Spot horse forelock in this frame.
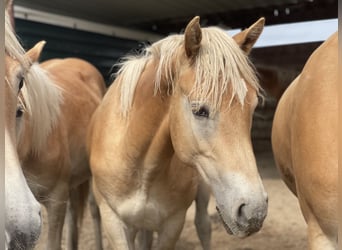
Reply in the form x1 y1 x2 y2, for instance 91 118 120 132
20 63 63 155
192 27 261 109
117 27 261 116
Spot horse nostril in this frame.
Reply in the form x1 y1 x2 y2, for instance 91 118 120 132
237 203 246 219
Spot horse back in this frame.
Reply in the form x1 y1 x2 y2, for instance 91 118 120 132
41 58 106 97
36 58 106 188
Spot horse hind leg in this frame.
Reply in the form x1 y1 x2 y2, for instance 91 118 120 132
195 179 211 250
66 181 90 250
89 183 103 250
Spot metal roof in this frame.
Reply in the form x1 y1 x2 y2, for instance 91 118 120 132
15 0 337 35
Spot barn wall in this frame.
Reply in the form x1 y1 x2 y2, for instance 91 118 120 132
249 42 321 152
15 18 143 85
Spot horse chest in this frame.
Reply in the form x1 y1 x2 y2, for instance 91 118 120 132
116 190 167 230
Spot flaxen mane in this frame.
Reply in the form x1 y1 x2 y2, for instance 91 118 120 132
5 11 62 154
5 11 28 67
116 26 261 116
21 64 62 154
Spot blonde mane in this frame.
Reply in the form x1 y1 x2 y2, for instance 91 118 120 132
5 11 29 68
21 64 63 154
116 26 260 115
5 11 62 154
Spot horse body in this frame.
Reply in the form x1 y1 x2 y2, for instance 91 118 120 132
17 57 106 249
272 32 337 249
89 17 268 249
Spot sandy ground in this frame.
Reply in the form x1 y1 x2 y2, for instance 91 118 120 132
35 152 307 250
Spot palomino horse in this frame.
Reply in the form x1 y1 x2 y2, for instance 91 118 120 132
5 10 43 249
16 50 106 250
88 16 268 249
272 32 338 249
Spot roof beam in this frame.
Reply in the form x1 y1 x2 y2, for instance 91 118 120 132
131 0 337 34
14 5 162 42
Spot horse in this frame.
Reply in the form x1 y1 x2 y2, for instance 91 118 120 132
88 16 268 249
5 9 44 249
15 51 107 250
271 32 338 249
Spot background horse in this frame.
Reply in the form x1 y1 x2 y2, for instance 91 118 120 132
88 16 268 249
272 32 338 249
16 52 107 250
5 9 44 249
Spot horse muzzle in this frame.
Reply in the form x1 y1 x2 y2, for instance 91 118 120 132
7 226 41 250
6 207 42 250
216 196 268 237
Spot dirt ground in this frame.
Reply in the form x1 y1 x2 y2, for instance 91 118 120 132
35 151 307 250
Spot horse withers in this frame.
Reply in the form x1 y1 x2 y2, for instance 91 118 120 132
272 32 338 249
88 16 268 249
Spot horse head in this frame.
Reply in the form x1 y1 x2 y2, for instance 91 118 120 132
169 16 268 237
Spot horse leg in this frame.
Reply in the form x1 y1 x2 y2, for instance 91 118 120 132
45 182 69 250
307 218 337 250
99 201 136 250
156 210 186 250
66 188 79 250
89 184 103 250
298 196 337 250
194 179 211 250
136 229 153 250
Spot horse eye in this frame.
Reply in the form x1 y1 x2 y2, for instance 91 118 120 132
16 107 24 118
192 106 210 118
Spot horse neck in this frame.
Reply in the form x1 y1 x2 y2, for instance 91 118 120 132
122 61 174 178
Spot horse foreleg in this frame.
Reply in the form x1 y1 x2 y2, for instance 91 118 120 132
307 219 337 250
45 183 69 250
89 185 103 250
136 229 153 250
99 201 136 250
299 196 337 250
195 179 211 250
156 210 186 250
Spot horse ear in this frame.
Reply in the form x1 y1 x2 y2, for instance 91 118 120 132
233 17 265 54
26 40 46 63
184 16 202 58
